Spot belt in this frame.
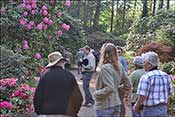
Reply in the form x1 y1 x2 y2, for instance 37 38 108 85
144 103 166 107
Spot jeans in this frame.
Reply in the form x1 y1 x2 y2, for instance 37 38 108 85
82 72 94 104
96 105 121 117
142 104 167 117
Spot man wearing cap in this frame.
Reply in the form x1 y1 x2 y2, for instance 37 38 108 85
33 51 83 117
129 56 145 117
133 52 174 117
82 45 96 107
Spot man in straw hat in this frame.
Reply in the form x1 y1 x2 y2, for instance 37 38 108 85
34 51 83 117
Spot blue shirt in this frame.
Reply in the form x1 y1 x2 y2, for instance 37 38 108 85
137 70 174 106
119 56 128 73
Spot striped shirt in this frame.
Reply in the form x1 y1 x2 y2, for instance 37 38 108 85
137 70 174 106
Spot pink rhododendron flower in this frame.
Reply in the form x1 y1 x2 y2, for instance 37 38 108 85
23 40 28 45
43 10 48 16
43 17 49 23
29 21 35 26
23 44 29 49
14 90 21 96
35 53 41 59
18 3 25 8
39 9 42 14
62 23 70 31
31 3 36 9
50 0 55 5
26 4 32 11
36 23 43 30
57 11 62 17
42 5 47 10
19 18 27 25
23 11 28 16
23 0 29 5
25 24 32 30
170 75 175 81
43 24 48 30
57 30 63 37
31 10 36 15
65 0 71 7
48 19 53 25
0 101 12 109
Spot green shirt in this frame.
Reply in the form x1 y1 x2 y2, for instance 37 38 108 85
129 69 145 103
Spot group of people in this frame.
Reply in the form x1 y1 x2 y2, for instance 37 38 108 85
33 43 174 117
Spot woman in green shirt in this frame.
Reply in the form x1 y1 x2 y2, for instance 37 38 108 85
129 56 145 117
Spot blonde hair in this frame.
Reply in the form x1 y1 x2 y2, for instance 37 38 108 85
97 43 120 72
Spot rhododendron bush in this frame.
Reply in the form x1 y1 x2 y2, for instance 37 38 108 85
0 0 86 70
0 78 35 116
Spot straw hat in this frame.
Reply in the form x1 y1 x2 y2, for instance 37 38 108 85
46 51 67 68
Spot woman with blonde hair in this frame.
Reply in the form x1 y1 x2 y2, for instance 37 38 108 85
93 43 132 117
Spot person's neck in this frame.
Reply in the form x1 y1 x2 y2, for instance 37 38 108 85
148 66 158 71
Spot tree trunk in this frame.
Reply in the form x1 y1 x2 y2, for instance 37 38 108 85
142 0 148 18
152 0 156 16
167 0 170 9
133 0 137 17
122 0 126 29
76 0 81 18
149 0 153 15
93 0 101 30
83 1 88 29
159 0 164 9
110 0 114 32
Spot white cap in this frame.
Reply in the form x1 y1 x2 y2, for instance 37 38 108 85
142 51 160 67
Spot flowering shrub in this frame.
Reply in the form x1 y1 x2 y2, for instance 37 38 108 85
1 0 87 73
0 78 35 116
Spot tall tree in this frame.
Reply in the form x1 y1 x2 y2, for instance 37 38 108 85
93 0 101 30
142 0 148 17
133 0 137 17
110 0 114 32
75 0 81 18
159 0 164 9
122 0 126 29
167 0 170 9
152 0 156 16
83 1 88 29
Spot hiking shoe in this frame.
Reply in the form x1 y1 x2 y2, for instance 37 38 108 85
82 103 94 107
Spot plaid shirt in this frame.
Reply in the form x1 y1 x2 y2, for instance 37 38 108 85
137 70 174 106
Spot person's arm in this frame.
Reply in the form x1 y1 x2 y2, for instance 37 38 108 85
33 77 45 115
134 75 150 112
94 67 114 99
129 71 137 93
120 67 132 92
68 76 83 116
133 95 147 112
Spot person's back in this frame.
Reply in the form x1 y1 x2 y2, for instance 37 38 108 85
64 51 73 64
119 56 128 73
76 50 84 62
34 51 83 116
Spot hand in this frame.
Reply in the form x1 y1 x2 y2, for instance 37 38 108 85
133 104 140 113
